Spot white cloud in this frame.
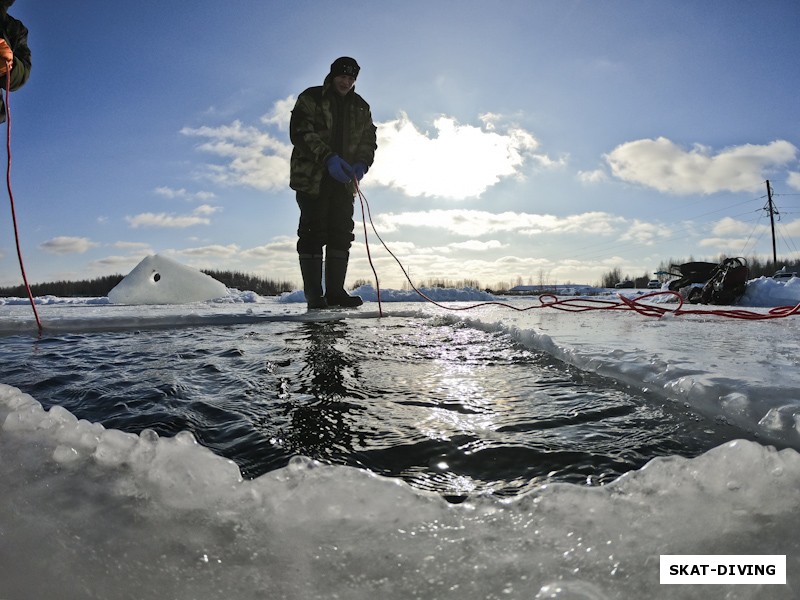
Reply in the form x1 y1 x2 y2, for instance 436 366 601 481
788 171 800 190
449 239 505 251
260 95 295 131
155 186 190 199
114 241 152 251
126 212 210 229
181 120 291 191
711 216 755 236
479 112 502 131
780 219 800 237
698 237 751 249
40 236 99 255
696 216 800 251
605 137 798 194
618 220 673 245
155 187 216 201
375 209 624 237
126 204 220 229
369 113 560 199
242 237 296 257
182 103 560 200
578 169 608 184
91 255 144 269
695 216 765 254
176 244 240 258
192 204 221 216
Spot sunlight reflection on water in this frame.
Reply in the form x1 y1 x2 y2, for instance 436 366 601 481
0 315 737 498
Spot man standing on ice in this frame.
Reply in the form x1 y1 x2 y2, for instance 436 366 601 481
0 0 31 123
289 56 377 309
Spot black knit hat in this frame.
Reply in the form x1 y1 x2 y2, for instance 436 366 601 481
330 57 360 79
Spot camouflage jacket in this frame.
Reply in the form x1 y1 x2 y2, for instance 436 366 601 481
289 75 377 196
0 12 31 122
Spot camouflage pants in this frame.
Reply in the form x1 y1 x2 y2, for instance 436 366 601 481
295 176 355 255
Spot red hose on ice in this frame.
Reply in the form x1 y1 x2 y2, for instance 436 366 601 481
355 179 384 316
4 63 42 333
354 184 800 321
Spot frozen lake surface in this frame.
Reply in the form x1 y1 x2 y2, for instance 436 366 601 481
1 283 799 599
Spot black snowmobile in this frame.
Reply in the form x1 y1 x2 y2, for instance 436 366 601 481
667 258 749 305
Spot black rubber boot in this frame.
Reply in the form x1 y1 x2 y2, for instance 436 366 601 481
299 253 328 309
324 248 363 307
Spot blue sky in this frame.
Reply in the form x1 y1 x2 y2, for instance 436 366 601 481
1 0 799 290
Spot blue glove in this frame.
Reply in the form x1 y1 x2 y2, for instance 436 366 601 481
352 162 368 182
326 155 352 183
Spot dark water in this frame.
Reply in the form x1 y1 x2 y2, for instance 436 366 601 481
0 315 735 498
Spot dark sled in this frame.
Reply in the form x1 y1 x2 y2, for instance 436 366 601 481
668 258 749 305
667 262 719 291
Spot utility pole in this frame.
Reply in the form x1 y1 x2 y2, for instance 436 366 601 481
766 180 778 269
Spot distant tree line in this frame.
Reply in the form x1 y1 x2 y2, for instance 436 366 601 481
2 254 795 298
0 270 296 298
202 270 295 296
405 277 484 290
0 274 125 298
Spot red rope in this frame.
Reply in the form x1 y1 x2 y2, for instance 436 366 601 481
355 179 383 316
354 184 800 321
4 63 42 333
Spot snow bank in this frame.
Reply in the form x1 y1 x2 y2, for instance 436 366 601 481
108 254 228 305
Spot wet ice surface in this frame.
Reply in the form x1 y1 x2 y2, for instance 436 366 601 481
0 315 734 499
1 292 800 599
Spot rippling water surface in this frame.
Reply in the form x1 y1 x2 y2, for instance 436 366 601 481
1 314 734 498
